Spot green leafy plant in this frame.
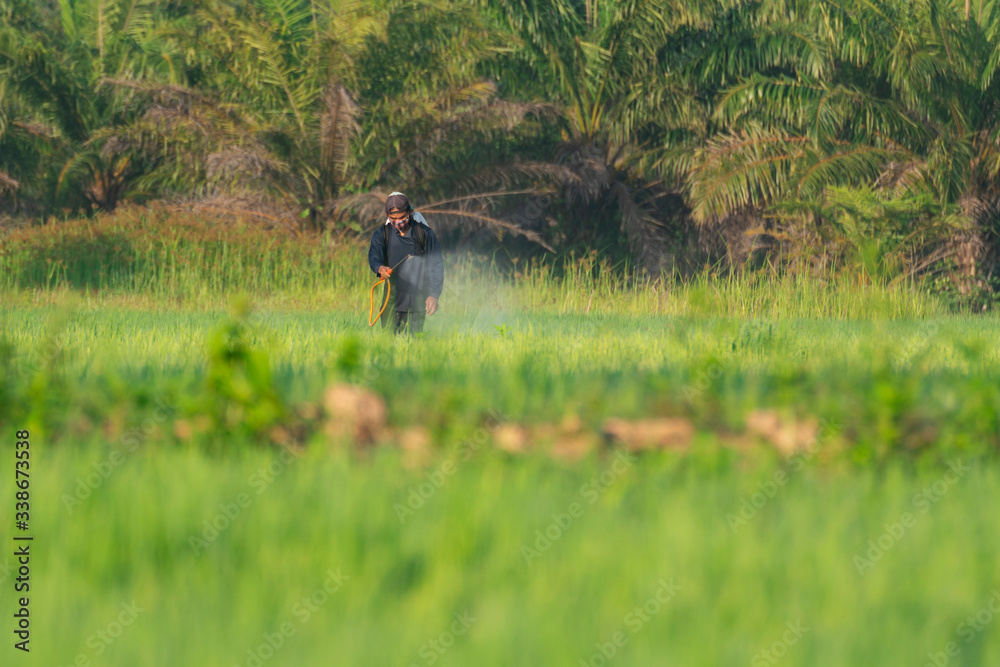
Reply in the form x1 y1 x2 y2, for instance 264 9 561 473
202 302 285 441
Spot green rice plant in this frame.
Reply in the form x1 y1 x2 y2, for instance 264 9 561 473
1 208 951 318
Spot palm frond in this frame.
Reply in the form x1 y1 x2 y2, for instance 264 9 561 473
0 168 19 193
318 83 360 192
418 206 556 252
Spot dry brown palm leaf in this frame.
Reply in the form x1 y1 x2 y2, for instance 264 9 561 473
11 120 56 139
166 195 301 234
446 161 581 194
418 206 555 252
101 78 211 108
958 193 999 224
874 160 926 196
318 84 360 186
0 169 19 193
326 191 555 251
325 190 395 223
207 147 288 183
141 106 215 137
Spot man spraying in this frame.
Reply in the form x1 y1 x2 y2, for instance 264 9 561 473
367 192 444 333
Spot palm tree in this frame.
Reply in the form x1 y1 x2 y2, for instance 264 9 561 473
108 0 559 248
687 0 1000 287
482 0 718 273
0 0 168 213
0 84 28 208
94 0 387 229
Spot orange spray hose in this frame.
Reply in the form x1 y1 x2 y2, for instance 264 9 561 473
368 254 411 327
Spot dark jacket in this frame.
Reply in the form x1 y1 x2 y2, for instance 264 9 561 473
367 217 444 310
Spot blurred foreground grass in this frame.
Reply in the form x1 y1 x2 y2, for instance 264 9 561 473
1 442 998 666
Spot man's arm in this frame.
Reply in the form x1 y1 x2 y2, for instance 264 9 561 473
368 226 386 276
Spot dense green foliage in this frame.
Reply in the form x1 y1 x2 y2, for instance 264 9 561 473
2 0 1000 301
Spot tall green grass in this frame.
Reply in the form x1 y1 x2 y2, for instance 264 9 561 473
0 206 364 302
512 256 945 318
1 207 949 318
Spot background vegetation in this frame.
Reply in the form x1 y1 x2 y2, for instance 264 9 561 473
3 0 1000 308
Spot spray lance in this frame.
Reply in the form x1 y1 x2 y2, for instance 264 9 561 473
368 253 412 327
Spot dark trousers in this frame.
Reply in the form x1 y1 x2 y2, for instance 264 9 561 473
378 284 425 334
382 309 425 334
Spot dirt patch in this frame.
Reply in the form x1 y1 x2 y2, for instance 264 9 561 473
600 417 694 452
744 410 819 457
393 425 434 468
494 424 531 453
323 383 387 446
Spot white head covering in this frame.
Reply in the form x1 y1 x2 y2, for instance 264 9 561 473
385 192 427 226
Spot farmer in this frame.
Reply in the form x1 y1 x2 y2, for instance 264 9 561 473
367 192 444 333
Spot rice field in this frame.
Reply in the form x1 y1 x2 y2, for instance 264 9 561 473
2 214 1000 666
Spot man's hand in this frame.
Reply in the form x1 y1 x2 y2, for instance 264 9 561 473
378 265 392 279
425 296 438 315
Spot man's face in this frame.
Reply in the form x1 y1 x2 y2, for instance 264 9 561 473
388 210 410 232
